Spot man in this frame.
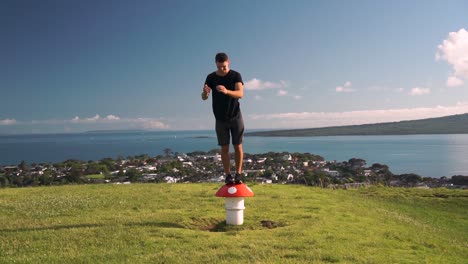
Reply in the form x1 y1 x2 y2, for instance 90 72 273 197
202 53 244 184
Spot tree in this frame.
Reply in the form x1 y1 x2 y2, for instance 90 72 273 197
39 170 53 186
85 162 101 175
0 175 9 187
19 160 29 174
348 158 366 170
450 175 468 185
400 173 422 184
163 148 173 157
100 158 117 171
303 171 330 187
126 168 142 182
67 163 84 183
264 169 274 178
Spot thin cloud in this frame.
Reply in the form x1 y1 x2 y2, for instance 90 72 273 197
136 118 170 129
446 76 463 87
336 81 355 92
0 119 16 125
71 114 120 123
244 78 287 90
23 114 169 130
368 86 406 93
277 90 288 96
106 115 120 120
409 87 430 96
248 102 468 128
436 28 468 86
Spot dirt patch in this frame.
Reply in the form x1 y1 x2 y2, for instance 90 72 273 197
188 217 287 232
188 217 226 231
260 220 277 228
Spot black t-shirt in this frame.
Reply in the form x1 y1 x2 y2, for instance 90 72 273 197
205 70 243 121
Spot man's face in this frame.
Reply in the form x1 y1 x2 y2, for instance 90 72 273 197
216 60 229 74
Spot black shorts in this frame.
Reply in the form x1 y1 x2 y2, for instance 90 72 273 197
215 114 244 146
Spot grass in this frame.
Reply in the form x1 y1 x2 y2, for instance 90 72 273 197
0 184 467 263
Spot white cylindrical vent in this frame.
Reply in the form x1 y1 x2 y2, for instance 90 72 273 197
225 197 245 225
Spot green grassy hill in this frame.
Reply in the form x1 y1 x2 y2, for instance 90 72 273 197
246 113 468 136
0 184 467 263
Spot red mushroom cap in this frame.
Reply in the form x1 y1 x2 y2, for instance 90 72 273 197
215 183 254 197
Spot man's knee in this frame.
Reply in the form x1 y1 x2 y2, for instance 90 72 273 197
233 144 243 153
220 144 230 154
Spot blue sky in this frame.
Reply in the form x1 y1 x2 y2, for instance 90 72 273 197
1 0 467 134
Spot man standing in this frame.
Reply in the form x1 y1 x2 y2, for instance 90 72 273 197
202 53 244 184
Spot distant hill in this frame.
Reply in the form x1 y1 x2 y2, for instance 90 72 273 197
245 113 468 137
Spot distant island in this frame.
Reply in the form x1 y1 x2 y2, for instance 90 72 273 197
84 129 148 134
245 113 468 137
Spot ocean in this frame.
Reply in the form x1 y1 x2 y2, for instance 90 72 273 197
1 131 467 178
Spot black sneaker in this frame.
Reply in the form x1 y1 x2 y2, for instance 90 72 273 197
225 174 234 184
234 173 242 184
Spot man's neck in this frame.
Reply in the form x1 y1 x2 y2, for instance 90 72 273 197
216 69 230 76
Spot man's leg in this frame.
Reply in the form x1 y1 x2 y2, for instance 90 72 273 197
220 144 231 175
231 114 245 183
233 144 243 174
215 120 233 184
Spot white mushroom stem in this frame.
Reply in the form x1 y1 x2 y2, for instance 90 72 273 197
225 197 245 225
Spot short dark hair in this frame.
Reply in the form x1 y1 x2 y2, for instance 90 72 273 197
215 53 229 63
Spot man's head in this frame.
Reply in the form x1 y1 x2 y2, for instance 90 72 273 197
215 53 229 75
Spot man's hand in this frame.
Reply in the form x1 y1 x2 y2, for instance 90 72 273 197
216 85 228 95
202 84 211 100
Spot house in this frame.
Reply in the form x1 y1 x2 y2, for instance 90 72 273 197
143 165 157 171
208 175 224 183
244 169 265 174
164 176 177 183
321 168 340 177
182 162 193 167
142 173 158 181
414 183 430 189
255 177 273 184
271 173 278 181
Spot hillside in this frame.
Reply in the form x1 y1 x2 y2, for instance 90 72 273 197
246 113 468 137
1 184 467 263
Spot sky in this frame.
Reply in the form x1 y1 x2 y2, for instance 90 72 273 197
1 0 468 134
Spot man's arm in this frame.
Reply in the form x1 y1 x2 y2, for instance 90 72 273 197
217 82 243 99
201 84 211 100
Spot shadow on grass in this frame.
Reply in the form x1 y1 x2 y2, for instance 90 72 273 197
1 219 286 233
0 223 104 233
0 221 186 233
196 220 250 232
124 221 186 229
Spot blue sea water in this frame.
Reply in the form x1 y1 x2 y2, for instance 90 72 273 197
1 131 467 178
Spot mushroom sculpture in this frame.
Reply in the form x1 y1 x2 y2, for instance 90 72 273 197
215 183 254 225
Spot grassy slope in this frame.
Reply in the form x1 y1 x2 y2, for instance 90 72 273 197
245 113 468 136
0 184 466 264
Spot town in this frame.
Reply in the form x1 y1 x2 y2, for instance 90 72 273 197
1 149 466 189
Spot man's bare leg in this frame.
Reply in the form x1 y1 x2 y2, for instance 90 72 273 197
233 144 243 174
234 144 243 183
220 144 231 174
